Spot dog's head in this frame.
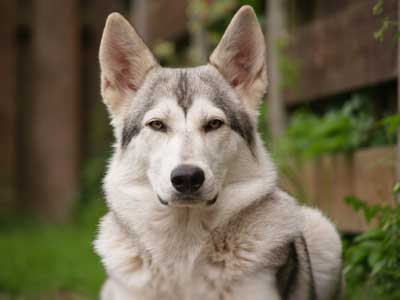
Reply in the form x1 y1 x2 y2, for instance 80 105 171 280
100 6 270 208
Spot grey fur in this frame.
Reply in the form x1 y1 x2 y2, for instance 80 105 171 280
199 74 255 151
97 9 343 300
121 67 255 152
175 70 193 115
121 73 169 148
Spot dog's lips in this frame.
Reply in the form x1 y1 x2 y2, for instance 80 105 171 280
206 194 218 206
157 193 218 207
157 195 169 206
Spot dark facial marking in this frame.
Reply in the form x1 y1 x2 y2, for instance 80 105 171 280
199 74 255 153
122 124 140 148
121 75 169 148
175 70 193 115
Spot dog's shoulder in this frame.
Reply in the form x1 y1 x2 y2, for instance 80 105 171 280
200 189 302 279
94 212 140 267
94 212 152 288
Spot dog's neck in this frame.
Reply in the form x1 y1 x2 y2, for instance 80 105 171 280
105 138 277 264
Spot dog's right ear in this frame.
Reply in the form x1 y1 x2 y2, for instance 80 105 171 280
99 13 159 115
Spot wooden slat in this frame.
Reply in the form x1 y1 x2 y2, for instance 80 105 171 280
284 0 398 105
0 1 17 212
82 0 123 159
29 0 80 222
280 146 396 232
131 0 188 47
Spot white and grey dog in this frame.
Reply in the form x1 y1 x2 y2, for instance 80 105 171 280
94 6 343 300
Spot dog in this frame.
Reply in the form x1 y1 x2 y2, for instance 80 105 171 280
94 6 343 300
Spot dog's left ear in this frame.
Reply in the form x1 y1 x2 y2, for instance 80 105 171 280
209 6 267 110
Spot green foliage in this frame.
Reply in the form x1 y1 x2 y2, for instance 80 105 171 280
274 94 398 165
381 113 400 136
0 155 108 300
373 0 398 42
275 95 378 160
0 207 106 300
344 192 400 300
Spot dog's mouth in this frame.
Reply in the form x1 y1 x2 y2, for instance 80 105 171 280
157 194 218 207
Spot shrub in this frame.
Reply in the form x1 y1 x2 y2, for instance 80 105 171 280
344 189 400 300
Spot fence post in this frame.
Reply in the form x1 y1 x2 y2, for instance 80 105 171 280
266 0 288 143
397 0 400 204
30 0 80 222
0 1 17 213
82 0 123 160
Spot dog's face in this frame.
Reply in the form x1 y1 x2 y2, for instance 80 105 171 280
100 6 267 208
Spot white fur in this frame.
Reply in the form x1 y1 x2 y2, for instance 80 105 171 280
95 6 343 300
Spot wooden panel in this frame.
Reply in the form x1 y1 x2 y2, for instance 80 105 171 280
30 0 80 222
0 1 17 212
81 0 122 158
280 146 396 232
284 0 398 105
131 0 188 47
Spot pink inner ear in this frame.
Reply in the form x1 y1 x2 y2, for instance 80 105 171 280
106 40 138 92
231 78 240 87
229 50 251 87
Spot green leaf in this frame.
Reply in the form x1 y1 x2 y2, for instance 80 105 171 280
393 182 400 196
373 0 385 16
355 228 385 243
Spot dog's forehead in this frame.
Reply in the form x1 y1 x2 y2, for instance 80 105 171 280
138 65 233 112
122 65 254 150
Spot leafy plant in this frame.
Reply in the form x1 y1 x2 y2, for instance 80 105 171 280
373 0 399 41
273 93 398 164
344 188 400 300
274 94 376 161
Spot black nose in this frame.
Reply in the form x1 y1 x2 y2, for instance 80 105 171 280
170 164 205 194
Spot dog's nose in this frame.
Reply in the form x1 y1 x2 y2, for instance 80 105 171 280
170 164 205 194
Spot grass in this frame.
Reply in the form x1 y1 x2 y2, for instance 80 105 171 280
0 200 107 300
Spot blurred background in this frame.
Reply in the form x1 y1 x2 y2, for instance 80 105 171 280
1 0 399 299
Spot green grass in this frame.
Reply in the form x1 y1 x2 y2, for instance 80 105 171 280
0 201 107 300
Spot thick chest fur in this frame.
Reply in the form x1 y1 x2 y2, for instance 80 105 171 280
95 193 301 300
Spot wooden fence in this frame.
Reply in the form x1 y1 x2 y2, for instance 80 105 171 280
276 0 398 231
0 0 187 222
0 0 397 230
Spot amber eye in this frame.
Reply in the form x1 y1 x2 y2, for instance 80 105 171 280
147 120 166 132
205 119 224 132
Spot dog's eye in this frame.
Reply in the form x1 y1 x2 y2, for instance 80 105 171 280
205 119 224 132
147 120 166 132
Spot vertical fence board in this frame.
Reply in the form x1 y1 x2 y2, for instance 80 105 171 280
266 0 287 141
82 0 123 160
281 146 396 232
0 1 17 213
30 0 80 221
131 0 187 47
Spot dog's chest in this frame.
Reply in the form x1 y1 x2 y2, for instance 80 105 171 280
96 196 299 299
122 216 287 300
134 229 278 300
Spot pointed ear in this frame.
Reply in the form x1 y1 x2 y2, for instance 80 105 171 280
209 6 267 110
99 13 159 114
